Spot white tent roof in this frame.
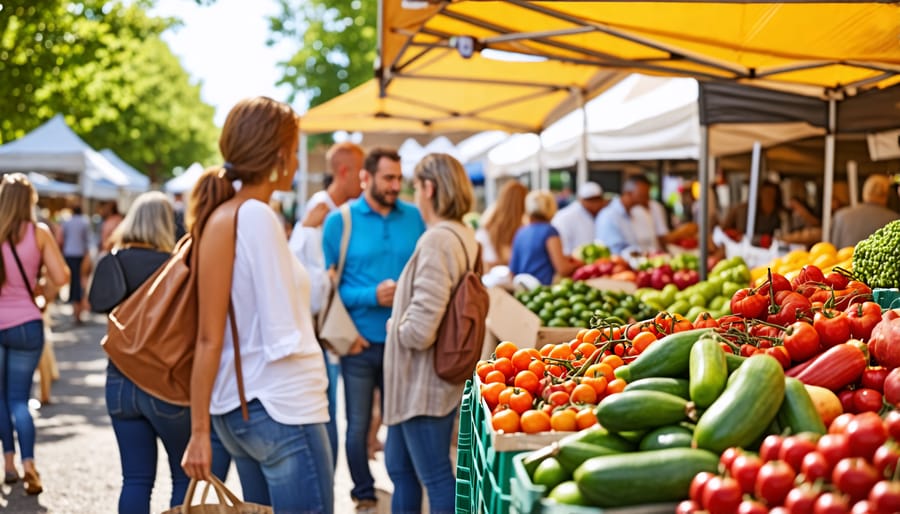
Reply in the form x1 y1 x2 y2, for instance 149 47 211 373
457 131 508 164
397 138 426 178
0 115 134 199
164 162 205 194
100 149 151 193
27 172 79 196
487 74 700 177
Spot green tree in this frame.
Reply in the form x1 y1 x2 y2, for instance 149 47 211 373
0 1 218 183
268 0 376 144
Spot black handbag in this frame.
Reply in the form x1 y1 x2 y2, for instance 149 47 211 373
88 251 128 313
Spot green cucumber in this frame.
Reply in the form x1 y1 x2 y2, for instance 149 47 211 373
777 377 827 435
574 448 719 507
595 390 691 432
548 481 590 506
556 441 621 475
694 354 785 453
639 425 694 451
569 425 635 453
623 377 691 400
689 337 728 408
725 352 747 374
614 329 712 382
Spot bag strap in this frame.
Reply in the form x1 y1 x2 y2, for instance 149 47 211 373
228 203 250 422
335 203 352 281
437 224 482 275
7 233 39 307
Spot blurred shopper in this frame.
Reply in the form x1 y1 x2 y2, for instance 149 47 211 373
475 180 527 269
0 173 70 495
181 97 332 514
720 181 784 244
288 141 364 469
61 203 90 324
831 175 900 248
551 181 607 255
594 174 655 254
384 153 476 514
89 192 196 514
322 148 425 513
98 200 124 253
510 190 581 285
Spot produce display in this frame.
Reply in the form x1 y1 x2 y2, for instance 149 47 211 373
571 255 635 282
751 242 854 284
572 242 611 265
514 278 656 328
635 256 751 320
853 219 900 289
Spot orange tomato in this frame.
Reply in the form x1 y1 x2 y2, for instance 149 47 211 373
575 328 589 343
631 331 658 354
581 376 607 397
575 342 597 359
513 370 540 396
511 348 536 372
582 328 602 344
585 363 614 382
575 408 598 430
548 390 570 407
492 408 520 434
519 410 551 434
480 382 505 410
550 409 578 432
492 357 515 379
484 370 506 384
570 383 598 404
549 344 573 360
476 362 494 382
539 343 555 357
495 341 519 360
546 364 566 378
606 378 627 395
507 388 534 414
527 359 545 377
601 354 625 370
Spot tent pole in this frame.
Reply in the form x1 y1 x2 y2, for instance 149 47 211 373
297 133 308 219
847 160 858 208
576 88 588 190
532 145 541 190
822 98 837 244
699 125 710 281
746 142 762 244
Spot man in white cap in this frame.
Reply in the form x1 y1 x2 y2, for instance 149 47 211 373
551 181 608 255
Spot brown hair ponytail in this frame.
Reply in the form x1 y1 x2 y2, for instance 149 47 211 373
185 168 236 240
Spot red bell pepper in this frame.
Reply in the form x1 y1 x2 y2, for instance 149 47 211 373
793 341 868 391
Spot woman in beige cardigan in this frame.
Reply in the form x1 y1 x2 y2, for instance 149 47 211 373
384 153 476 514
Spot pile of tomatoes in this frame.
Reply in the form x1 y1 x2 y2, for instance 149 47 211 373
680 411 900 514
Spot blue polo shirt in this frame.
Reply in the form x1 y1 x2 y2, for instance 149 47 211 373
322 197 425 344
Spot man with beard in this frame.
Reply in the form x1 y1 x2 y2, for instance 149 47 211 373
322 147 425 513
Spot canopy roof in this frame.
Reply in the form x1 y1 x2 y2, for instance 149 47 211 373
164 162 205 195
99 149 151 193
382 1 900 98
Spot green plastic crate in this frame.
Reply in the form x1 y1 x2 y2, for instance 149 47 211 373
874 288 900 310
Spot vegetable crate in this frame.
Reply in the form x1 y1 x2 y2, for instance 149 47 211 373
874 287 900 310
456 378 568 514
510 452 677 514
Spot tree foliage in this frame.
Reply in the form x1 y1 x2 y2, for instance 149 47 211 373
0 1 218 183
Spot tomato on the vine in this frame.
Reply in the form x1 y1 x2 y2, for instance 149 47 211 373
783 321 821 362
813 309 852 349
730 288 770 320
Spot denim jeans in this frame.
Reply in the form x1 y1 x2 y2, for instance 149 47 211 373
212 399 333 514
322 347 340 470
0 319 44 461
385 410 457 514
340 343 384 501
106 362 193 514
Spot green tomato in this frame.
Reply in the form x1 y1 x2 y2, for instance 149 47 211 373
688 294 707 307
697 281 719 302
721 281 743 299
685 305 705 321
668 300 691 315
708 296 728 311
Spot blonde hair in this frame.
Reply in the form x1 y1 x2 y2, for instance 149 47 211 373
483 180 528 257
0 173 38 288
111 191 176 252
414 153 474 221
525 190 557 221
862 175 891 205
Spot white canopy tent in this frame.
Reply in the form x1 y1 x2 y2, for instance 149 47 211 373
27 172 80 196
99 149 151 193
164 162 205 195
0 115 134 200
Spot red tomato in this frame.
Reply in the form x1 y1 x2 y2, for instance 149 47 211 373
737 499 769 514
817 434 852 471
740 343 760 357
813 309 852 349
849 500 874 514
813 492 851 514
801 451 831 482
838 390 857 414
676 500 700 514
846 301 882 341
829 413 855 435
760 272 794 295
779 434 819 473
785 484 821 514
769 291 813 326
845 413 888 460
766 346 792 369
720 447 745 472
825 271 850 290
791 265 826 289
860 367 888 393
689 471 716 504
883 368 900 408
872 441 900 479
756 460 796 507
884 410 900 440
693 311 719 329
832 458 879 503
783 321 821 363
851 388 883 413
731 288 770 320
760 435 785 463
731 453 763 494
703 476 743 514
868 480 900 514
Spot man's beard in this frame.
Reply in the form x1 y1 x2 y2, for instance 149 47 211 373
370 187 397 208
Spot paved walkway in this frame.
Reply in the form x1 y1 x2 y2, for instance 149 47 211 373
0 306 394 513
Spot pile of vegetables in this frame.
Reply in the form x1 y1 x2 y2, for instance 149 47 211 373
853 219 900 288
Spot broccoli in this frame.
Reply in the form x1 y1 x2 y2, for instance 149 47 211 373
853 219 900 288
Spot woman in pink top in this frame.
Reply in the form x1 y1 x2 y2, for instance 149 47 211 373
0 173 69 495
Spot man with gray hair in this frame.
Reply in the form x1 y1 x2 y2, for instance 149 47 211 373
594 174 655 254
831 174 900 248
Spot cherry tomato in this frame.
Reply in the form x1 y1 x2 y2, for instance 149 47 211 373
508 388 534 414
825 271 850 290
760 435 785 463
766 345 792 369
882 368 900 408
491 407 520 433
832 458 879 503
817 434 852 471
883 410 900 440
689 471 716 504
569 383 598 405
850 499 874 514
813 492 850 514
829 413 855 435
740 343 760 357
801 451 831 482
519 409 551 434
513 370 541 396
731 453 763 495
768 291 813 326
480 382 506 410
676 500 700 514
631 331 657 354
868 480 900 514
872 441 900 479
785 484 821 514
838 390 857 414
737 499 769 514
852 388 883 414
779 434 819 476
720 447 745 472
703 476 743 514
755 460 796 507
845 413 888 460
791 265 826 289
860 367 888 393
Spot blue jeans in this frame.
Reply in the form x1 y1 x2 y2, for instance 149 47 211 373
64 256 84 302
106 362 194 514
385 410 457 514
212 399 333 514
340 343 384 502
0 320 44 461
322 347 340 470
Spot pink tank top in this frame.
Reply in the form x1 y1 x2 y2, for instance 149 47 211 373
0 223 42 330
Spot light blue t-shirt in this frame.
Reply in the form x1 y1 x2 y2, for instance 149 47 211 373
322 197 425 344
509 222 559 285
594 197 633 255
61 214 90 257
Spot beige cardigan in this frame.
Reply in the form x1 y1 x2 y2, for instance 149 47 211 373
383 220 477 425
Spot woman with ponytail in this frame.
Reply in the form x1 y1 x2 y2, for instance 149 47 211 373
181 97 332 514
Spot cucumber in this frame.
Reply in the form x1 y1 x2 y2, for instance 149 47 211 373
595 390 690 432
556 441 621 475
725 352 747 374
548 481 590 506
574 448 719 507
639 425 694 451
777 377 827 435
693 354 785 453
624 377 691 400
570 425 636 453
614 329 711 382
689 337 728 408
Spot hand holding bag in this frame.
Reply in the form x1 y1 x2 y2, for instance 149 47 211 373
162 475 272 514
316 203 359 356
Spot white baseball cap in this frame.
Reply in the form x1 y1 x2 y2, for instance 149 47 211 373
577 182 604 200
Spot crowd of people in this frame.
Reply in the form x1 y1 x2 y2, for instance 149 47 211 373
2 95 900 514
